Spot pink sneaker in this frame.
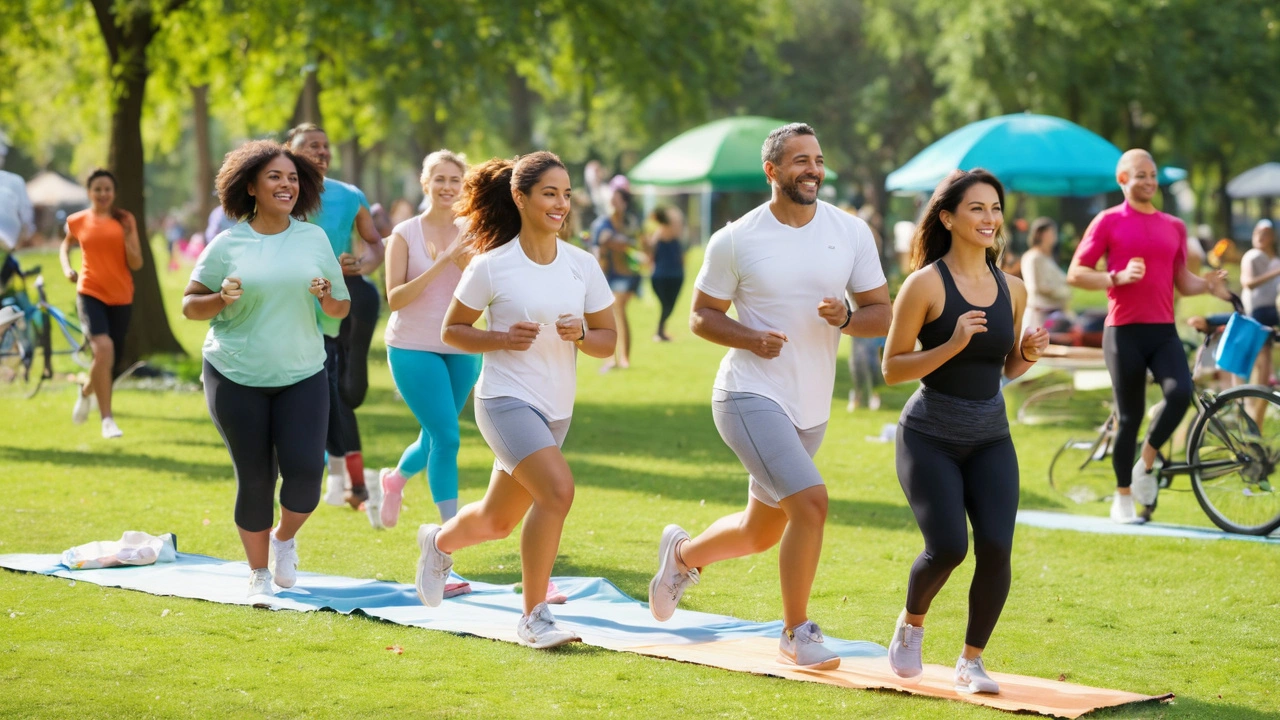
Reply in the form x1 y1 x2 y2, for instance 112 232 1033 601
545 581 568 605
444 582 472 598
379 468 407 528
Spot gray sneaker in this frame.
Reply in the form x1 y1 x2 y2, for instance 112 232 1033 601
648 524 699 621
888 610 924 682
415 524 452 607
955 655 1000 694
778 620 840 670
516 602 580 649
1130 459 1160 506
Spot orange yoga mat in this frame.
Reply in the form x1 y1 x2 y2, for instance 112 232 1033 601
622 638 1171 718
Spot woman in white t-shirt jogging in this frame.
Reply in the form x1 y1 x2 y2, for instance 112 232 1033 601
379 150 481 528
414 152 617 649
646 123 892 670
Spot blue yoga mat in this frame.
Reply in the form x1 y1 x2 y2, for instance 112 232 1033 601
1016 510 1280 544
0 552 885 657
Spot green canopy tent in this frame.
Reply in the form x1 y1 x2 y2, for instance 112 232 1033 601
628 116 836 240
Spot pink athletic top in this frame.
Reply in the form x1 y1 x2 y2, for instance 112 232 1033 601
1072 201 1187 327
383 215 464 354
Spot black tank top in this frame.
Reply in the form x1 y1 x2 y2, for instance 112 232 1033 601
918 260 1015 401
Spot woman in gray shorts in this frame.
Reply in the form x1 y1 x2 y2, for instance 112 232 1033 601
411 152 617 650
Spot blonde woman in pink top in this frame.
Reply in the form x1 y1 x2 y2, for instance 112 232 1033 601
1068 149 1229 524
380 151 481 526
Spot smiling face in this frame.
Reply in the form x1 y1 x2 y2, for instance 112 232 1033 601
425 161 464 209
514 166 571 236
247 155 300 219
767 134 824 206
88 176 115 212
291 130 331 176
941 182 1002 252
1118 151 1158 206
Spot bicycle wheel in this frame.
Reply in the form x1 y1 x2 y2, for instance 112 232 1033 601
1187 385 1280 535
1049 415 1122 504
47 305 92 368
0 318 34 385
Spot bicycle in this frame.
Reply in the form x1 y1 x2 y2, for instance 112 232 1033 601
1048 313 1280 536
0 257 92 396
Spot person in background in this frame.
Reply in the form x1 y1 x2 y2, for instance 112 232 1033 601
1239 219 1280 425
590 178 642 370
645 205 686 342
60 169 144 439
1020 217 1073 332
286 123 386 516
0 141 35 256
183 139 349 603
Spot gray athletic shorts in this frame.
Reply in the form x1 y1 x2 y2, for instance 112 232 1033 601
711 390 827 508
474 396 571 474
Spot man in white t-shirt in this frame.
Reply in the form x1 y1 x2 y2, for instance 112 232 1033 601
647 123 891 670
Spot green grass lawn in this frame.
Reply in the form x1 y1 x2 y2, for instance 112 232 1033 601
1 247 1277 719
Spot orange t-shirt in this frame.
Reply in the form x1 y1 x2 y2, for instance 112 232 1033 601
68 209 134 305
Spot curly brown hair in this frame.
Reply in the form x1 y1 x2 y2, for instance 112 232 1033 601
909 168 1006 271
215 140 323 221
453 151 568 253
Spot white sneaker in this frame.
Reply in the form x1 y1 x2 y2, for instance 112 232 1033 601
1110 492 1143 524
778 620 841 670
268 530 298 589
323 470 348 507
247 568 274 606
415 524 452 607
888 610 925 682
1130 458 1160 506
517 602 580 649
955 655 1000 694
72 388 95 424
648 524 699 621
363 469 384 529
101 417 123 439
0 305 21 333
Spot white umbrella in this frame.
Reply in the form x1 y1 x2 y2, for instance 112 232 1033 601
1226 163 1280 199
25 171 88 207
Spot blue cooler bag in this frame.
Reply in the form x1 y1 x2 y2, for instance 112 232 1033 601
1215 312 1270 378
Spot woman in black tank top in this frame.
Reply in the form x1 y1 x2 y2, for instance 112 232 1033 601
879 169 1049 694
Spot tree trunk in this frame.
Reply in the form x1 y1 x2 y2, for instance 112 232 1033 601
192 84 216 220
291 67 323 128
91 0 187 369
1217 153 1232 240
507 69 536 153
341 135 362 186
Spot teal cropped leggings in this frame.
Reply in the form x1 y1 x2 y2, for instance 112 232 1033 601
387 346 482 503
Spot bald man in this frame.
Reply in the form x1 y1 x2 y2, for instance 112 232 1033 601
1067 150 1230 523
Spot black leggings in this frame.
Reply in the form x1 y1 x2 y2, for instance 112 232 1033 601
338 275 380 409
651 275 684 335
896 426 1019 649
204 360 329 532
1103 324 1192 487
325 337 361 456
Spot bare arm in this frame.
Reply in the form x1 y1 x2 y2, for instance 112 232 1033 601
60 233 79 282
354 206 385 275
1240 256 1280 290
384 232 467 311
553 305 618 359
1174 265 1230 299
312 277 350 319
182 280 231 321
1003 274 1049 380
441 298 541 354
689 290 788 359
881 271 980 385
121 212 144 271
845 283 892 338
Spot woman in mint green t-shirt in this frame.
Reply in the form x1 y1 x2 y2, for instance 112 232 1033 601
183 140 350 604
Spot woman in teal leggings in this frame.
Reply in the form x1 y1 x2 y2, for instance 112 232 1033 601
380 150 480 525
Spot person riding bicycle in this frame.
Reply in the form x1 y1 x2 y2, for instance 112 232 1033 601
1067 149 1231 524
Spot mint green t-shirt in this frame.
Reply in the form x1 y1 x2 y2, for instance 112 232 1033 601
191 218 350 387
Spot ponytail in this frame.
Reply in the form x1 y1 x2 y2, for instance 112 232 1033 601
454 151 568 254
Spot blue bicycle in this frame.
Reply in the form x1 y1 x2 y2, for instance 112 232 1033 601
0 255 91 395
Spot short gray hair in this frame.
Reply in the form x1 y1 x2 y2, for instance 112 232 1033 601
762 123 816 166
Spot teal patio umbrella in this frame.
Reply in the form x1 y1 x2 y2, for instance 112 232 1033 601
886 113 1125 196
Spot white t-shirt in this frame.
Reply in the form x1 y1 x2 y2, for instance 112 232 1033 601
455 237 613 421
695 201 886 429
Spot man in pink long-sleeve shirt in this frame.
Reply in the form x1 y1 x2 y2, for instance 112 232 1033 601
1067 149 1229 524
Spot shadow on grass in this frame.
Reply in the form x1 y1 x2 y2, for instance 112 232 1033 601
1089 698 1280 720
0 446 228 482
